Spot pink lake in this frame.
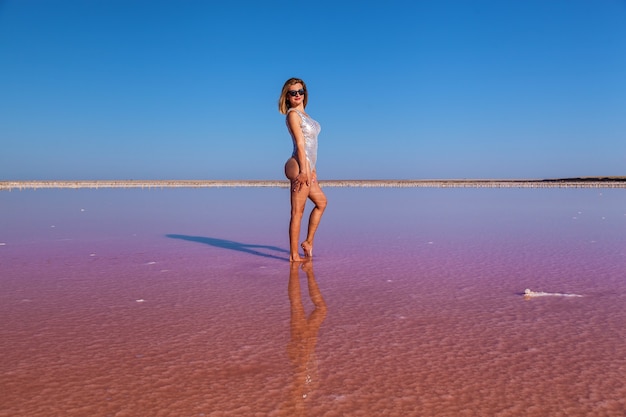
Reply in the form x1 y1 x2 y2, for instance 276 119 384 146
1 188 625 416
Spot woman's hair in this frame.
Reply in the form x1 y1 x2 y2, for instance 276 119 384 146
278 77 308 114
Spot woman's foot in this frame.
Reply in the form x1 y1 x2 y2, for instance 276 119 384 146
289 254 308 262
301 241 313 258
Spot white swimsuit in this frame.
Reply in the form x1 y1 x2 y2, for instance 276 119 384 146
287 108 321 172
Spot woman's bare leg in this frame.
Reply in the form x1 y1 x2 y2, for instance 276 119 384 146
285 158 309 262
289 183 309 262
301 178 327 258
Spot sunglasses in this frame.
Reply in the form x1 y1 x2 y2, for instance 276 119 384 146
287 89 305 97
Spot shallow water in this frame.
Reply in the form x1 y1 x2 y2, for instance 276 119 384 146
1 188 625 416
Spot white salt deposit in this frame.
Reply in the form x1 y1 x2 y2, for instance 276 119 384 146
524 288 583 298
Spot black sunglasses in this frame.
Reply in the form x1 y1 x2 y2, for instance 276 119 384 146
287 89 305 97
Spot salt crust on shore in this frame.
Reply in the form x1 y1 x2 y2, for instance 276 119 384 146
1 178 626 191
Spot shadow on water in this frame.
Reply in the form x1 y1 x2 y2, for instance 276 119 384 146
165 234 290 262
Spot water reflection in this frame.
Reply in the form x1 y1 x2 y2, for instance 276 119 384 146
278 262 328 416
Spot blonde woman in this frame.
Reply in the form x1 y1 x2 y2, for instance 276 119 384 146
278 78 327 262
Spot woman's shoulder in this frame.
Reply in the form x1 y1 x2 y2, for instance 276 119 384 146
286 108 303 121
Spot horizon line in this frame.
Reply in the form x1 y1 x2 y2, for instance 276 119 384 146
1 177 625 191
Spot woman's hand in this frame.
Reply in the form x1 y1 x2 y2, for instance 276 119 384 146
294 171 310 192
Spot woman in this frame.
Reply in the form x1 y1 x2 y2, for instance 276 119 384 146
278 78 327 262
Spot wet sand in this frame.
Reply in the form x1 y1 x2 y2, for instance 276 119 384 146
1 188 625 416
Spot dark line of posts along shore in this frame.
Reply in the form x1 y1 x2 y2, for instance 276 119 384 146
1 178 625 191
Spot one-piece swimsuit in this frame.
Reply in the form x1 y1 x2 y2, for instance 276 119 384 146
287 108 321 172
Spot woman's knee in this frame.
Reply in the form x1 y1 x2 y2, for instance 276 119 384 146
291 203 306 218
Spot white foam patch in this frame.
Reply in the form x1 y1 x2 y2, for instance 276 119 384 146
524 288 583 298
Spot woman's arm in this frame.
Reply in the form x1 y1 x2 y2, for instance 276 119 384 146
287 111 310 187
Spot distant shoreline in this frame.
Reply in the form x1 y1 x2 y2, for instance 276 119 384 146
1 178 625 191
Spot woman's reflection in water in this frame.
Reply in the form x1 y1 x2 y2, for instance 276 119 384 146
280 261 327 416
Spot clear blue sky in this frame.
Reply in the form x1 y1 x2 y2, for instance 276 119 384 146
1 0 625 180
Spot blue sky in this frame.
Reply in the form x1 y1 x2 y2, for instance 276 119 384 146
1 0 625 180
